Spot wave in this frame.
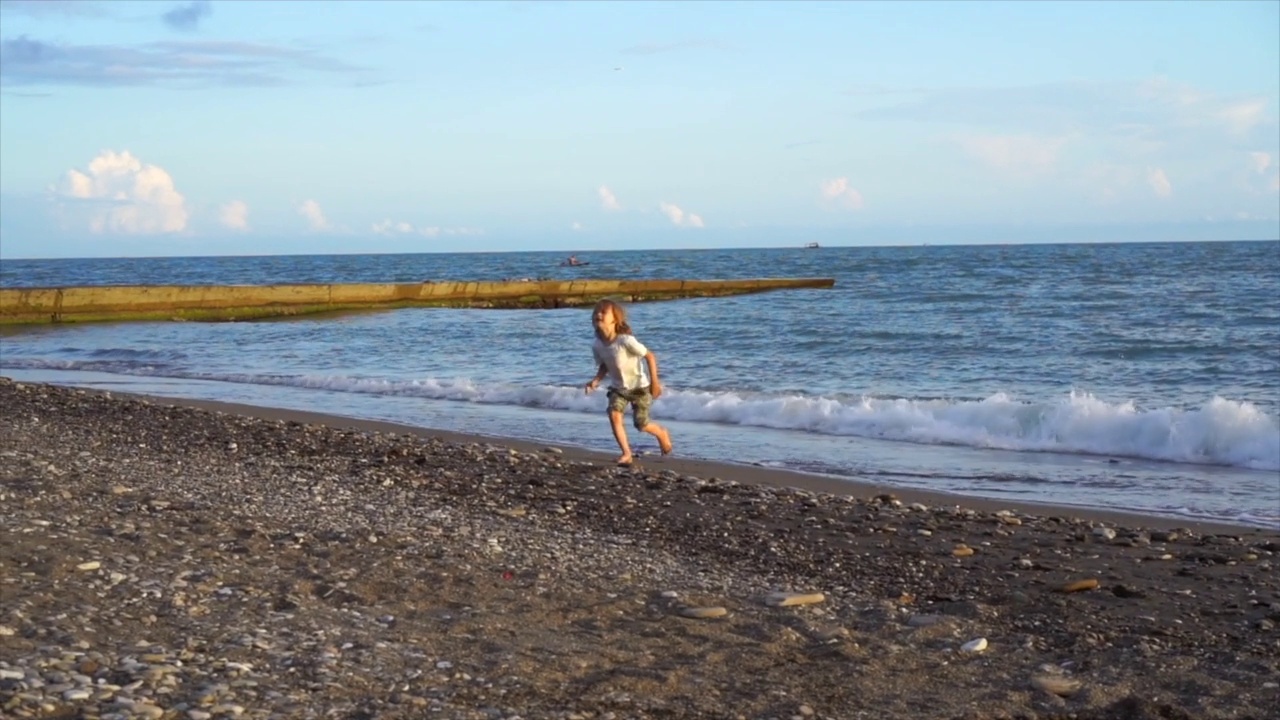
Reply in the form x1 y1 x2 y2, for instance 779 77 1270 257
4 358 1277 471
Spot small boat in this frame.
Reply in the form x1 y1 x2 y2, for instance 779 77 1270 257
804 242 820 249
561 255 589 267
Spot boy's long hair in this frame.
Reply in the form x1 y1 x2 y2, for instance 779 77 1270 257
594 298 633 337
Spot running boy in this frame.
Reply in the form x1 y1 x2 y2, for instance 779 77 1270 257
583 299 674 466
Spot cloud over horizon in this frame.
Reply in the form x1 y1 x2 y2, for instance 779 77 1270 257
1251 151 1272 175
371 219 482 237
659 202 704 228
956 133 1068 176
819 177 865 209
55 150 188 234
597 185 621 211
1147 168 1173 198
297 200 329 231
858 78 1276 138
219 200 248 231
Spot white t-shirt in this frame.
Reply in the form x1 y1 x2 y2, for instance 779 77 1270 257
593 334 650 391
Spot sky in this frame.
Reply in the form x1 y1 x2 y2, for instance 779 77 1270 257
0 0 1277 259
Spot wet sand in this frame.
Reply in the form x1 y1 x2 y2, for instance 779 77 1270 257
169 395 1267 536
2 377 1277 719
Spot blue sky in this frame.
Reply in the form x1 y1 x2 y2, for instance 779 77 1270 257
0 0 1277 258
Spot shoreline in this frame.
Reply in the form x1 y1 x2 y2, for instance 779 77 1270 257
3 377 1278 719
90 390 1279 535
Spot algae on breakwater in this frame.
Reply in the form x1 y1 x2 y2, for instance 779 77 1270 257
0 277 836 325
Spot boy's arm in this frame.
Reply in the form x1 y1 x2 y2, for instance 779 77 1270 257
644 351 662 398
585 362 608 393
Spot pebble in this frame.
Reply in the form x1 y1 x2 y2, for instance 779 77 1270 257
679 606 729 619
765 591 825 607
76 561 101 571
961 638 988 653
1032 674 1082 697
1059 579 1099 593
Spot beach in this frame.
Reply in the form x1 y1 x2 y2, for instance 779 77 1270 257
2 377 1278 720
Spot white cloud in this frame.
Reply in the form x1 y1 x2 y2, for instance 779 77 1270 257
864 78 1275 143
659 202 704 228
597 185 621 211
957 133 1067 175
571 221 584 231
55 149 188 234
421 226 482 238
1271 174 1280 193
298 199 329 231
371 219 414 234
219 200 249 231
1250 151 1272 175
1147 168 1173 198
819 177 865 209
1219 99 1267 136
372 219 482 237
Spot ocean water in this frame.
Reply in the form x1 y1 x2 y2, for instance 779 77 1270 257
2 241 1278 528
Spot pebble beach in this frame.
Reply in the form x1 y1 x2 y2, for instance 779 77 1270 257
2 377 1278 720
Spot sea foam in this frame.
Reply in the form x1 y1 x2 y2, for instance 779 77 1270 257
7 358 1276 471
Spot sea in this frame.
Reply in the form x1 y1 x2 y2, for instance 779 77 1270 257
2 240 1278 528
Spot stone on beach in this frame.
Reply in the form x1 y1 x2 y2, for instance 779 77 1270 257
1059 579 1101 593
765 591 826 607
1032 673 1083 697
679 606 729 619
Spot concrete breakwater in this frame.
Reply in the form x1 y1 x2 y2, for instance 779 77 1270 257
0 277 835 325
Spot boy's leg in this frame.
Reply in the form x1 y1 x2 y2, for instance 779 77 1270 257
638 422 673 455
632 389 673 455
609 410 633 464
605 389 634 464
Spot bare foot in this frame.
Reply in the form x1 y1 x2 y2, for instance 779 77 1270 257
616 454 633 466
656 428 673 455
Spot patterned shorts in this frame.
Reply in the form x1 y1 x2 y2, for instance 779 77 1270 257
606 386 653 429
